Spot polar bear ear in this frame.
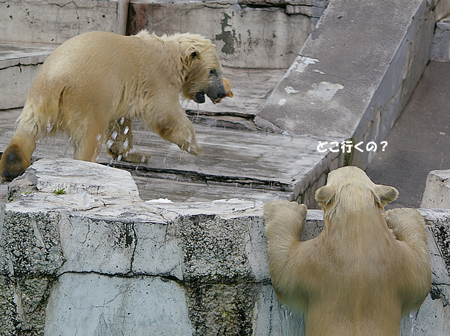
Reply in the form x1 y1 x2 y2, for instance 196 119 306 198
375 185 399 206
315 186 335 205
190 50 199 59
181 47 201 66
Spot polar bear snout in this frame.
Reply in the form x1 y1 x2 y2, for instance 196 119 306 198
205 71 227 101
193 85 226 104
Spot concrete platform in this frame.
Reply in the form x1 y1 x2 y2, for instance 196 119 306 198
0 107 327 204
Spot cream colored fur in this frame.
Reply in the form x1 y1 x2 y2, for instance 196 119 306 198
1 30 225 180
264 166 431 336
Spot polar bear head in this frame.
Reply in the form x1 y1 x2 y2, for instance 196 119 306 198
315 166 399 217
176 33 227 104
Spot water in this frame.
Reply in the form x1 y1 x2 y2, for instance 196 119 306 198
278 303 305 336
401 311 419 336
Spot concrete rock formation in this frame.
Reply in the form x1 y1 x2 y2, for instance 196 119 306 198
0 159 449 335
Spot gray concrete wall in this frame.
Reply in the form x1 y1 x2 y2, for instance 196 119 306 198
126 0 328 69
0 0 121 44
0 159 449 335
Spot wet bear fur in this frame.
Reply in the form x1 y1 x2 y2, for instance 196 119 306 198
1 30 227 181
264 166 431 336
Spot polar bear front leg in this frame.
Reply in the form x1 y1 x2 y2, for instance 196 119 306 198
264 200 310 306
147 105 202 156
105 118 150 163
384 208 431 268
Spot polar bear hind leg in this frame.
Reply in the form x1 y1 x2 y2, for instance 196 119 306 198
105 117 150 163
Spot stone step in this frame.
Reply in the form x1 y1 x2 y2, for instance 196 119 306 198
184 67 286 122
256 0 436 170
0 109 330 204
0 42 56 110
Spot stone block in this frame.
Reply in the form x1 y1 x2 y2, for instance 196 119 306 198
44 273 194 336
144 199 271 282
421 170 450 208
1 159 450 334
432 16 450 61
57 214 136 275
8 158 141 208
131 217 184 279
1 209 64 277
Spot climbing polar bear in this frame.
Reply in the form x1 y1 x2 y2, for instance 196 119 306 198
0 30 228 181
264 166 431 336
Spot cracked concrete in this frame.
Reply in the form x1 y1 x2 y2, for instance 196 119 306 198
1 159 450 335
126 0 316 68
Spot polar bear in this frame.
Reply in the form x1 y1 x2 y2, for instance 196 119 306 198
264 166 431 336
0 30 228 181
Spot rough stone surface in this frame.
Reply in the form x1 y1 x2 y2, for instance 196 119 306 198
0 159 449 335
418 209 450 336
45 273 194 336
421 170 450 208
1 209 64 277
